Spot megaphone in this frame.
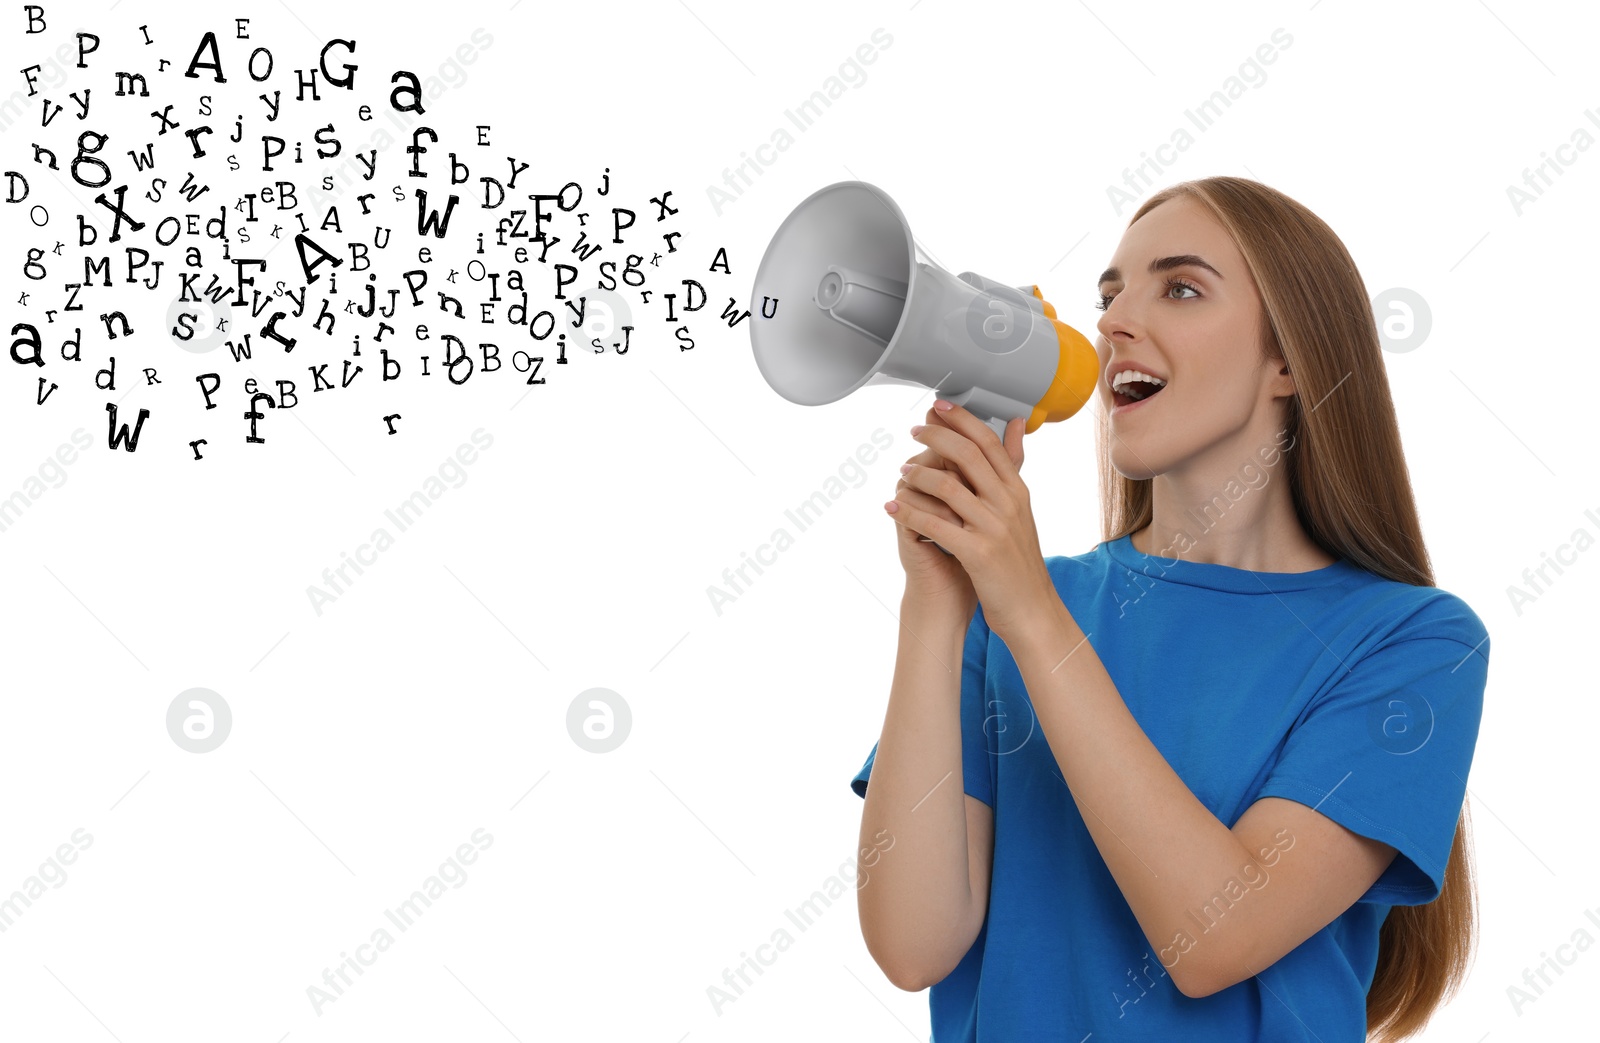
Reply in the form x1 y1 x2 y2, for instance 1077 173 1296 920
749 180 1100 445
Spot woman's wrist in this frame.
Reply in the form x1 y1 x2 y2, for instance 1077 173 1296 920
899 587 977 629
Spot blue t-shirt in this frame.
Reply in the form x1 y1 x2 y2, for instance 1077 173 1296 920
850 533 1489 1042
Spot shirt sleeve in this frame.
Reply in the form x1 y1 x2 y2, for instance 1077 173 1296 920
850 599 995 809
1254 595 1489 906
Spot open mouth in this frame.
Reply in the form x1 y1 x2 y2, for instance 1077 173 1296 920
1111 376 1168 409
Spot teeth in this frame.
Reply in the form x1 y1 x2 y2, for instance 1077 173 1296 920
1111 369 1167 400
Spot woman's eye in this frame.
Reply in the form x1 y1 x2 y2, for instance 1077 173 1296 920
1095 277 1202 312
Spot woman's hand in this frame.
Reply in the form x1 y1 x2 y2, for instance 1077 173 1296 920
890 403 1018 610
885 400 1056 641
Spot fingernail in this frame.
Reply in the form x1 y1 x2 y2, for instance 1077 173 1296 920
910 425 924 436
934 399 953 412
899 463 912 474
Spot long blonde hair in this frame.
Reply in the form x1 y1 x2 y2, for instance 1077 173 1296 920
1094 177 1476 1041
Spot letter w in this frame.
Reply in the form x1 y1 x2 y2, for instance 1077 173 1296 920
127 143 156 171
105 402 151 452
177 172 209 201
415 188 460 238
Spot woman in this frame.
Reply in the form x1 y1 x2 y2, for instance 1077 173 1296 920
851 176 1488 1042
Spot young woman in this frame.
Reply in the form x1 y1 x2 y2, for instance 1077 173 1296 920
851 176 1488 1042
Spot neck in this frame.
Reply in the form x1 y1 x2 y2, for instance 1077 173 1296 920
1131 425 1333 573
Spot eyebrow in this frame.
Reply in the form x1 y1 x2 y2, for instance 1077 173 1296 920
1097 254 1224 288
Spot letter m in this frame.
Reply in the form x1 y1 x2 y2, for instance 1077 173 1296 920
114 72 150 97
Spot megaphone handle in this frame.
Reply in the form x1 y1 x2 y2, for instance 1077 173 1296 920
912 413 1011 555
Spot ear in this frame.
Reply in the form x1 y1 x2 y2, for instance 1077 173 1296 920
1272 360 1297 401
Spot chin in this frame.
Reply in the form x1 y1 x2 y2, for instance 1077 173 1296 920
1108 443 1165 482
1113 462 1163 483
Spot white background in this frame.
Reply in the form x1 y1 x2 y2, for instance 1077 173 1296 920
1 0 1595 1040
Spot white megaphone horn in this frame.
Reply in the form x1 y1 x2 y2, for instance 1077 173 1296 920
749 180 1100 444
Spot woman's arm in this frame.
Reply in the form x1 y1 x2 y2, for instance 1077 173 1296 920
856 593 994 992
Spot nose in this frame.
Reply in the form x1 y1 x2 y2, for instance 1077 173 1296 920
1096 293 1142 344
